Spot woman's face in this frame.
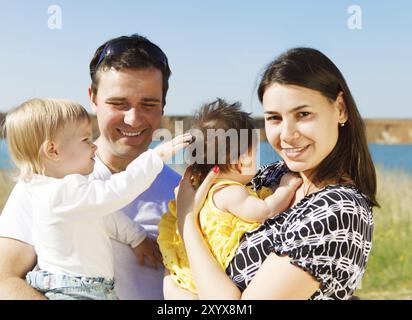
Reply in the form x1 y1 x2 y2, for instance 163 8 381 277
262 83 347 178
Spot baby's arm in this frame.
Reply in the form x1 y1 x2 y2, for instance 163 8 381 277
103 211 161 269
264 173 302 217
213 174 302 223
51 134 191 220
51 149 163 219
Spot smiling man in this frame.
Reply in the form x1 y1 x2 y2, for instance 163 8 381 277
0 34 181 299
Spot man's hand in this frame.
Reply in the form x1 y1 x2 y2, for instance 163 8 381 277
132 236 162 269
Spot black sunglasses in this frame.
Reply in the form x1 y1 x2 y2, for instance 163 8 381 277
94 34 169 71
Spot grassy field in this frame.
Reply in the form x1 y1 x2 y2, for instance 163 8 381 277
0 168 411 299
356 167 412 300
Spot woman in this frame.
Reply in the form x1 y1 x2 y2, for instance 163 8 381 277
168 47 377 300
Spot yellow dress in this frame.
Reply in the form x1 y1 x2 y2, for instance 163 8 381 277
157 178 273 293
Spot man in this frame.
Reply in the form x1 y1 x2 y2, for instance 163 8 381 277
0 34 180 299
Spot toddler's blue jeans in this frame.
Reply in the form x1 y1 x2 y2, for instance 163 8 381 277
26 270 118 300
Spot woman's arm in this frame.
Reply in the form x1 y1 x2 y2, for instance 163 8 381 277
177 167 319 300
240 253 320 299
163 271 199 300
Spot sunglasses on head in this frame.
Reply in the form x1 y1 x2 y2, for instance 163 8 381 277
94 34 169 71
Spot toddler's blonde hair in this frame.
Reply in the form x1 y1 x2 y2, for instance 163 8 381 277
4 98 90 180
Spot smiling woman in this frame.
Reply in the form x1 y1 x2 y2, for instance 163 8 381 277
170 47 377 300
257 47 377 205
262 84 347 198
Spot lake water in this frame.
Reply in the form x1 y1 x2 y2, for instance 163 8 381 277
259 142 412 173
1 139 411 173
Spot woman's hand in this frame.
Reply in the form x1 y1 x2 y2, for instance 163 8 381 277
174 165 244 299
161 166 219 301
176 166 219 236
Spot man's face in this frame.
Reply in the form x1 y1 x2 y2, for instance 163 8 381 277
90 67 163 164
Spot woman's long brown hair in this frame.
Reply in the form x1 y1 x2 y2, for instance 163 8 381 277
258 47 378 207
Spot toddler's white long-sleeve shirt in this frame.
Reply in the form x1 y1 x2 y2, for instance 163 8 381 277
28 149 163 279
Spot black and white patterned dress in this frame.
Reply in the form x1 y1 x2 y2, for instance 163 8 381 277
226 161 374 300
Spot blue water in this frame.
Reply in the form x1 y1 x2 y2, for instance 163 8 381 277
1 139 412 172
259 142 412 173
0 140 10 169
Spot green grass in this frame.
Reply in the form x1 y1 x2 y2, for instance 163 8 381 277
1 167 411 299
356 167 412 300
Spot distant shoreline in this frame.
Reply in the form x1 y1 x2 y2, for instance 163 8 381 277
1 113 412 144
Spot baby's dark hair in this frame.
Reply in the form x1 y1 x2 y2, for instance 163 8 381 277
189 98 256 184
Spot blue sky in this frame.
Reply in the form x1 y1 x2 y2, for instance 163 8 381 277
0 0 411 118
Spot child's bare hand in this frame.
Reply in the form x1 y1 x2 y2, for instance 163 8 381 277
154 133 193 162
132 236 162 269
279 173 302 191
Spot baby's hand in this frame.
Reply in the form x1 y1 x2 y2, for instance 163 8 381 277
154 133 193 162
132 236 162 269
279 173 302 191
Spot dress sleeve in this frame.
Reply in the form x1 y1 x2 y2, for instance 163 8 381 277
250 161 288 191
270 187 373 299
